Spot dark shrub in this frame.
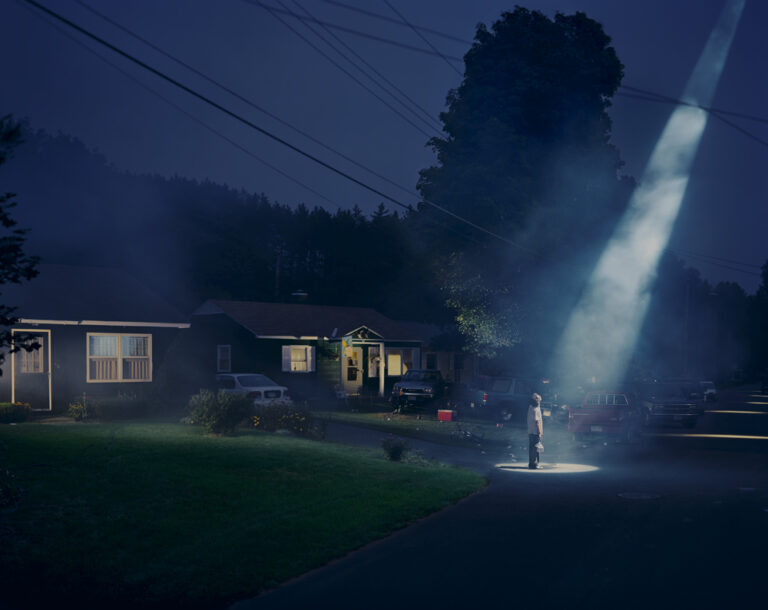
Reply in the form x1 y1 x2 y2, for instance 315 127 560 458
68 394 149 421
381 436 410 461
252 404 323 438
0 402 31 424
188 390 252 435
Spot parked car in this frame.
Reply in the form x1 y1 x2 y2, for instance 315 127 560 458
215 373 293 407
568 390 641 442
699 380 717 402
460 376 542 423
391 369 448 411
636 381 699 428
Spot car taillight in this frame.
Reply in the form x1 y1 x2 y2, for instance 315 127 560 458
248 391 262 399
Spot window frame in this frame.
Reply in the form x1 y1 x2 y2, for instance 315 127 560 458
86 332 152 383
281 345 316 373
217 344 232 373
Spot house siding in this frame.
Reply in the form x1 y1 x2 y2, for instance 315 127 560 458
0 323 182 412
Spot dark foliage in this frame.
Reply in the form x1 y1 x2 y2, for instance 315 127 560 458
0 115 40 376
415 8 633 359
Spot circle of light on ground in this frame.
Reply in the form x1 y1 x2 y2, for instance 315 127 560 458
495 462 599 474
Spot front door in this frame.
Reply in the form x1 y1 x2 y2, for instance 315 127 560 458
342 346 363 395
12 329 51 411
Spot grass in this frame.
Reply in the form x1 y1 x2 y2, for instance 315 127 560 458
316 410 514 448
0 421 485 609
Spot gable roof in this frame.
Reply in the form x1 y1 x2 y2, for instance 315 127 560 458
194 300 421 342
2 264 188 326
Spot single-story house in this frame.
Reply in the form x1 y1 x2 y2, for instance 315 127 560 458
176 300 423 400
0 264 189 411
394 320 479 388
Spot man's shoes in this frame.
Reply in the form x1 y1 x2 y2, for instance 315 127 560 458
528 464 542 470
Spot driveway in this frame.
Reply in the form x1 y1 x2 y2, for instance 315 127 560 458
231 392 768 609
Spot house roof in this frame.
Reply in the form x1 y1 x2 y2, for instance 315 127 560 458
195 300 422 342
1 264 188 326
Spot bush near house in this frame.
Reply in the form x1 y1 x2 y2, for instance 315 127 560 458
252 403 325 438
67 394 149 422
188 389 252 435
0 402 31 423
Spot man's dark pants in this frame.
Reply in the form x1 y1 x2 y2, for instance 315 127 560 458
528 433 540 467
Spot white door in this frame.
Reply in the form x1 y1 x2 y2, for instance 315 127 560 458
342 347 363 395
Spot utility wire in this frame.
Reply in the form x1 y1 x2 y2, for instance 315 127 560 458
242 0 435 139
382 0 462 77
28 3 483 247
245 1 465 61
674 252 761 277
27 0 530 253
23 3 341 209
288 0 443 131
303 3 768 134
268 0 440 136
319 0 472 45
74 0 441 203
70 0 488 249
620 84 768 125
617 89 768 149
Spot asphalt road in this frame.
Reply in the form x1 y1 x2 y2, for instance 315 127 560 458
231 384 768 609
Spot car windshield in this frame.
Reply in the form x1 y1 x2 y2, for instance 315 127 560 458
648 383 688 400
403 370 440 382
238 374 277 387
476 378 512 392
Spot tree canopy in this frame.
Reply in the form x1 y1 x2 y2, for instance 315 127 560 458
415 7 634 362
0 115 40 374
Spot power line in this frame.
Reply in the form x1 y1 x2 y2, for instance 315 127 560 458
268 0 441 136
25 0 532 254
244 1 465 61
617 88 768 149
241 0 436 139
620 84 768 126
669 248 762 277
319 0 473 45
382 0 462 77
288 0 443 131
23 2 342 209
74 0 442 204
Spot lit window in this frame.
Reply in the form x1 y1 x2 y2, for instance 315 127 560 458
281 345 315 373
18 341 44 374
217 345 231 372
88 334 151 382
386 348 415 376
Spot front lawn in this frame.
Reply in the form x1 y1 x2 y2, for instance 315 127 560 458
317 410 514 447
0 422 485 609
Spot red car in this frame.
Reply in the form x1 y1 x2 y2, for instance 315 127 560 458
568 390 641 442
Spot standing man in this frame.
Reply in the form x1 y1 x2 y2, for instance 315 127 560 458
527 393 543 469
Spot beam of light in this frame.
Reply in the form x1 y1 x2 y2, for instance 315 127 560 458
551 0 745 389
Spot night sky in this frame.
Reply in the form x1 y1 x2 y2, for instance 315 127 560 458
1 0 766 292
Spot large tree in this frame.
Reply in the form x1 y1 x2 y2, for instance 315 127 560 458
0 115 39 374
416 8 632 364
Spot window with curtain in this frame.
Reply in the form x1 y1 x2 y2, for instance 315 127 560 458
281 345 315 373
88 333 151 382
385 348 415 376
